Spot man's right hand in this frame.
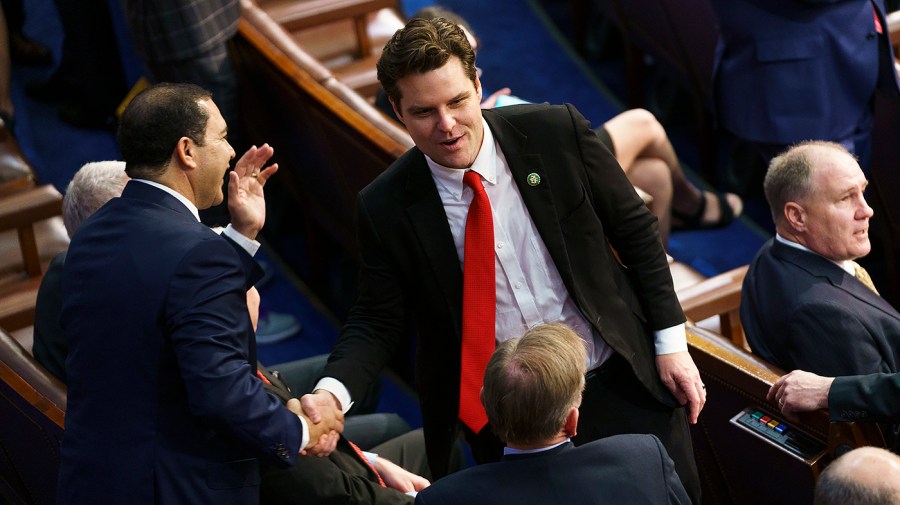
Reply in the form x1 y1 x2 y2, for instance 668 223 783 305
768 370 834 419
298 390 345 456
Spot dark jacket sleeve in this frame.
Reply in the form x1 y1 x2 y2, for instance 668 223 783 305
830 373 900 422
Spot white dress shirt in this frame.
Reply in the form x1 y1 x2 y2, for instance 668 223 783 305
316 118 686 412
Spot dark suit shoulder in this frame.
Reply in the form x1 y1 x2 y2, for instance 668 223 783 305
485 103 581 133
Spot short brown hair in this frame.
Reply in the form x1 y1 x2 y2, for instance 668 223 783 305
764 141 853 226
376 17 477 108
482 323 587 445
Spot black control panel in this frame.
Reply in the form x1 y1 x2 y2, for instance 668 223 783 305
730 408 825 460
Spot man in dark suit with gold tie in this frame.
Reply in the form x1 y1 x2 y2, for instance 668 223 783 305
303 16 705 502
742 141 900 377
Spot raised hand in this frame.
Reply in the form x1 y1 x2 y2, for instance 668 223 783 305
228 144 278 240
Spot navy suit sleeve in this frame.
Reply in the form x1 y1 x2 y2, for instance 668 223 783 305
830 373 900 422
165 236 302 465
646 436 692 505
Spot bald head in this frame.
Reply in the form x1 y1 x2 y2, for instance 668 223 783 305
815 447 900 505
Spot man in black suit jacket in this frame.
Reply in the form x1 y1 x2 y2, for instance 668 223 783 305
416 323 690 505
742 141 900 377
305 17 704 501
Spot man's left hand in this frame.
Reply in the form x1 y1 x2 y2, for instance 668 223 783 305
374 456 430 493
228 144 278 240
656 351 706 424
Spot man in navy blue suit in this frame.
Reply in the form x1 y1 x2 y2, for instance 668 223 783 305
57 82 342 505
415 323 690 505
711 0 900 169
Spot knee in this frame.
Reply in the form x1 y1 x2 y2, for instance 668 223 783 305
624 108 666 144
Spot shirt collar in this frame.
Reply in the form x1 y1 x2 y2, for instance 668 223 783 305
425 117 497 199
503 438 570 456
775 233 854 275
132 179 201 222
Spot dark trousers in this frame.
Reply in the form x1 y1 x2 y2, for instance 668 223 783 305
576 353 701 504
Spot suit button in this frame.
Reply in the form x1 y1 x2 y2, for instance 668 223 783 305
868 32 876 40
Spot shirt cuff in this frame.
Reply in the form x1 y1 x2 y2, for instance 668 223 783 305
363 451 378 465
654 323 688 355
313 377 354 413
223 224 261 256
297 414 310 453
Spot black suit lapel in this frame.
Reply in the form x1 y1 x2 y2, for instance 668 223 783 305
402 152 464 336
484 111 575 287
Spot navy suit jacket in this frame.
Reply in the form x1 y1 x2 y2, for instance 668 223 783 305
58 181 302 505
711 0 900 145
415 436 690 505
322 104 685 477
741 238 900 376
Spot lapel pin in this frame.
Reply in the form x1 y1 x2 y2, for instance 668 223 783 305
526 172 541 187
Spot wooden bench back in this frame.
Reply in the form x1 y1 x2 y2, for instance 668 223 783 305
688 325 885 504
0 327 65 505
234 2 411 255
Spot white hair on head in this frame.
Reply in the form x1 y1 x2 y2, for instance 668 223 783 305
63 161 129 237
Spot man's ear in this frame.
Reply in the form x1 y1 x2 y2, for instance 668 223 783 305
389 97 405 126
563 406 579 438
475 75 483 101
784 202 806 231
175 136 198 170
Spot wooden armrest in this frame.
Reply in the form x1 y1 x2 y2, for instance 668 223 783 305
0 185 63 278
242 0 334 82
258 0 397 57
0 277 41 331
887 10 900 52
677 264 747 321
678 264 749 349
0 125 36 197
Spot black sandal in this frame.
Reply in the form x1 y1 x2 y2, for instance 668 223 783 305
672 191 736 230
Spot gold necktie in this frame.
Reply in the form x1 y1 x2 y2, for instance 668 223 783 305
850 260 879 295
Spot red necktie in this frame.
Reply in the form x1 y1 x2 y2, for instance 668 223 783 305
459 170 495 433
348 440 386 487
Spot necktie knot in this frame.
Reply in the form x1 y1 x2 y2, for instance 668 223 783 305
464 171 485 193
850 260 880 295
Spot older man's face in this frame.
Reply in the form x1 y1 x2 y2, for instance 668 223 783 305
799 149 873 262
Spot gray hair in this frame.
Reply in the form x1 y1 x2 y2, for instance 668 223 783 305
63 161 129 237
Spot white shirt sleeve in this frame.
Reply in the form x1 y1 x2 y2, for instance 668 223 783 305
297 414 310 453
222 224 261 256
313 377 354 413
654 323 687 355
